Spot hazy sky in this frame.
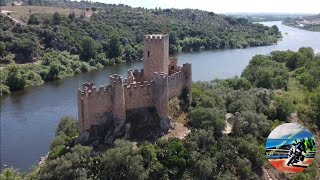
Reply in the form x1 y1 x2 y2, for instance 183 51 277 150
95 0 320 14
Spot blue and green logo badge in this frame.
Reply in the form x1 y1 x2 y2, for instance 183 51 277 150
265 123 316 173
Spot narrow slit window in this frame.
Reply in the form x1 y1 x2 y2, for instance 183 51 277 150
148 51 150 57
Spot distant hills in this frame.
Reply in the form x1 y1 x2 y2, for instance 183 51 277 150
282 14 320 32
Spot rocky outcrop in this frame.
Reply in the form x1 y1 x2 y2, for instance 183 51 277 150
76 107 171 146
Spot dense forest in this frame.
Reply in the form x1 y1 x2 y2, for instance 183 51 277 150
0 2 281 95
1 48 319 179
283 14 320 32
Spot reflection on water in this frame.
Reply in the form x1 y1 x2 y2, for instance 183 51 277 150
1 21 320 172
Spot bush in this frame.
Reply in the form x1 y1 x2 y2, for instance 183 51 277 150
80 62 91 72
242 55 289 89
274 95 295 121
28 14 40 25
5 65 27 91
0 42 5 57
56 116 79 137
0 84 10 95
0 168 23 180
80 36 98 62
190 107 225 137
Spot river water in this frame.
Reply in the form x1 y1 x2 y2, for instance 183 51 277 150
1 21 320 172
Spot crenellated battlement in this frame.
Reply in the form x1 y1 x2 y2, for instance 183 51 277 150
127 69 144 83
79 83 112 99
154 72 168 80
144 34 168 40
182 63 191 69
170 57 178 65
168 71 183 80
109 74 123 85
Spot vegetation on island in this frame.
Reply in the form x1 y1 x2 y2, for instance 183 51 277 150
2 47 319 179
283 14 320 32
0 2 281 95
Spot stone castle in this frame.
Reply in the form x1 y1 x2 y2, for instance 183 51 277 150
78 33 192 134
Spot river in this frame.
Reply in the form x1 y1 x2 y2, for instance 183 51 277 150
1 21 320 172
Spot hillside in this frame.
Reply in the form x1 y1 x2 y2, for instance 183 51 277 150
283 14 320 31
0 6 93 22
0 4 281 95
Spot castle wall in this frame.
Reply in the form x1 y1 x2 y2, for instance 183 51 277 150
124 81 154 110
78 84 113 132
168 71 185 99
168 63 192 99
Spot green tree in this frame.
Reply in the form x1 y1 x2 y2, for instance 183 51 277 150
14 38 40 62
28 14 40 25
56 116 79 137
275 95 295 121
52 12 62 25
38 145 92 179
232 111 270 141
156 139 188 179
68 12 75 20
48 61 61 80
6 65 27 91
298 47 314 59
91 7 97 14
190 107 225 137
94 140 147 179
0 42 5 57
310 85 320 128
242 55 289 89
0 168 22 180
107 34 122 59
80 36 98 62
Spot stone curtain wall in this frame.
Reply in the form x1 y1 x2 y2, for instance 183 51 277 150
168 63 192 99
124 81 154 110
78 63 191 133
168 70 185 99
78 84 113 132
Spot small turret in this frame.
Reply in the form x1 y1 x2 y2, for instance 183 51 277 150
110 74 126 120
182 63 192 92
153 72 169 119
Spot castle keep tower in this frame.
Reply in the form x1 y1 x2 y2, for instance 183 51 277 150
143 34 169 81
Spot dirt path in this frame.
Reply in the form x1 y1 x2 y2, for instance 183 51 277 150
223 113 233 134
1 10 26 25
162 122 191 140
262 166 273 180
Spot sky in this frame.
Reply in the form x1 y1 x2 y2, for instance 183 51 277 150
94 0 320 14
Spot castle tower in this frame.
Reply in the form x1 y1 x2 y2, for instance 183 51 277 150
183 63 192 92
143 34 169 81
109 74 126 120
153 72 169 119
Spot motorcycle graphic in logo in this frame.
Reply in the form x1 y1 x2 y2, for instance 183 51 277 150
265 123 316 173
